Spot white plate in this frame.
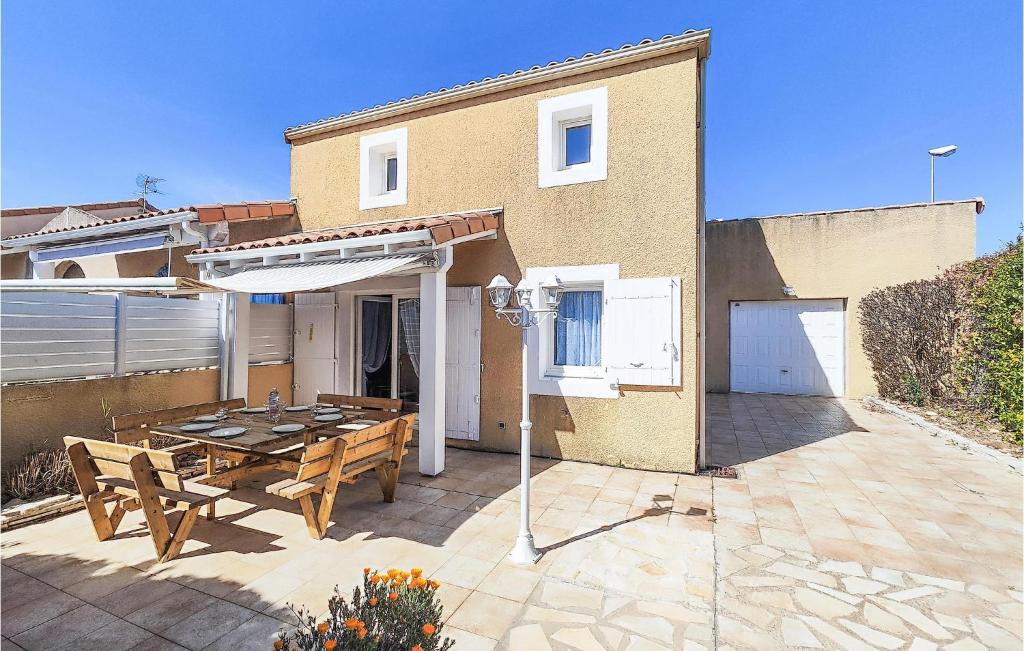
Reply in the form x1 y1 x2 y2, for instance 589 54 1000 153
193 414 223 422
316 407 341 414
209 426 247 439
272 423 306 434
314 414 345 422
240 406 267 413
285 405 308 412
180 423 217 432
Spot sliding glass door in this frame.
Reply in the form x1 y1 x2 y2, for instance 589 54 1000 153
357 294 420 410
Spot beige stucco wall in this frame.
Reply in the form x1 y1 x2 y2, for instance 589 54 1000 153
705 201 979 398
1 369 220 467
290 51 703 471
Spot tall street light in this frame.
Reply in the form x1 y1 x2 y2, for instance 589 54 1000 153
486 273 563 564
928 145 957 202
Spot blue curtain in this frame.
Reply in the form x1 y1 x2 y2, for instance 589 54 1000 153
554 290 602 366
251 294 286 304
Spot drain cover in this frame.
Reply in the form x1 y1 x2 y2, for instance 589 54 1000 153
698 465 738 479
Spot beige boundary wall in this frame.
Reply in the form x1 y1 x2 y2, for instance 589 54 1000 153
290 50 705 471
705 199 981 398
1 363 293 468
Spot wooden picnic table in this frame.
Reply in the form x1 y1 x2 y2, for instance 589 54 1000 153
151 407 368 512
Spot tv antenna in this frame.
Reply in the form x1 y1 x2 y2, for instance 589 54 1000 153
135 174 165 209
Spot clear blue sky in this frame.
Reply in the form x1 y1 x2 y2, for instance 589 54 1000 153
2 1 1020 253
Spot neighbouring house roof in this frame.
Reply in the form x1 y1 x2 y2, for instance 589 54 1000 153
0 198 156 218
2 201 296 242
711 198 987 224
283 29 711 142
192 208 501 255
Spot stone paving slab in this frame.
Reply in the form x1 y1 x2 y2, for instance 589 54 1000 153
2 394 1021 650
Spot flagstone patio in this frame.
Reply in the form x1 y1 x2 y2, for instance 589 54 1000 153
2 394 1021 650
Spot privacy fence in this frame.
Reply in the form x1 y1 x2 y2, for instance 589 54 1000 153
1 292 292 383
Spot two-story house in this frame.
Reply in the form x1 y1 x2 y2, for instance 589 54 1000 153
186 30 711 475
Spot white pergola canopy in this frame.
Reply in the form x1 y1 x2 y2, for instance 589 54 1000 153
198 254 431 294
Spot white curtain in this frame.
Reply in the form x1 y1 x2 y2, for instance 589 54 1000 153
398 298 420 377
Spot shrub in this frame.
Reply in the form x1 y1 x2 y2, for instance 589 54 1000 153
860 237 1023 443
278 567 454 651
1 447 77 502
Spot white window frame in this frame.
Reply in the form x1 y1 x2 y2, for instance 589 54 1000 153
353 290 418 399
559 118 592 169
538 87 608 188
525 263 619 399
546 285 603 379
359 127 407 210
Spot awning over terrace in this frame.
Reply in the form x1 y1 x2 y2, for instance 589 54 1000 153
197 253 430 293
0 276 219 295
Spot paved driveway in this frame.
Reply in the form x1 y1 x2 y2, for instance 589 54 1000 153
707 393 1023 649
1 394 1020 650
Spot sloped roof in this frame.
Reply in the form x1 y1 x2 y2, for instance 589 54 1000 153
193 208 501 254
3 201 296 241
1 199 156 218
284 29 711 142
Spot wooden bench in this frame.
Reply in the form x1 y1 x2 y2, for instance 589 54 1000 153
316 394 403 424
63 436 227 562
265 413 416 540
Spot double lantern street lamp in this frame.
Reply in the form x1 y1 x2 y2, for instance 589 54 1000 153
485 273 564 564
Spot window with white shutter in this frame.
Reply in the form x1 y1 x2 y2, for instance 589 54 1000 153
603 277 681 387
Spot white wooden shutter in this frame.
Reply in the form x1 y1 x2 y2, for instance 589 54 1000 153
445 287 481 440
604 277 681 387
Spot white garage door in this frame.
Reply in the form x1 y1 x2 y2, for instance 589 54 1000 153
729 299 845 397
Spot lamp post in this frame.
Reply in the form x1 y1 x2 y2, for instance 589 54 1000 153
928 145 957 202
486 273 563 564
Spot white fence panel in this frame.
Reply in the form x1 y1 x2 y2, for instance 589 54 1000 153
249 303 293 364
123 296 221 372
1 292 117 382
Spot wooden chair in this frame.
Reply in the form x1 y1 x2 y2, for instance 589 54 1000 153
63 436 227 562
316 393 402 423
265 413 416 540
111 398 247 452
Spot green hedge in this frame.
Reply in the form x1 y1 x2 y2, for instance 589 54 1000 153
859 238 1022 444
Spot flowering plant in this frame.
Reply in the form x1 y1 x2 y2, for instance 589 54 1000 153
276 567 454 651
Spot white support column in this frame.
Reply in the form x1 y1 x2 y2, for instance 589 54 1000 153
31 259 55 279
418 249 453 476
229 293 251 401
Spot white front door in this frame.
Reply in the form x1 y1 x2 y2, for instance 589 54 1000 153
293 299 336 404
729 299 845 397
445 287 481 440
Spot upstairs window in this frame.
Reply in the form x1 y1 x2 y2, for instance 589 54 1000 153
360 127 407 209
562 121 592 168
538 87 608 188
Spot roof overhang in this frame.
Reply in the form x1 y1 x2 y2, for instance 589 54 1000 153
1 277 220 295
186 208 500 279
1 211 197 248
283 30 711 142
199 254 433 294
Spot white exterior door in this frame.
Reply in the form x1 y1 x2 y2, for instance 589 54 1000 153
729 299 845 397
445 287 481 440
293 299 336 404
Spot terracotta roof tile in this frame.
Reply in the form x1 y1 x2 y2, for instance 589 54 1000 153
3 201 296 241
192 208 501 255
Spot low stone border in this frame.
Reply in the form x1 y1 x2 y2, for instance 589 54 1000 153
0 493 83 531
864 396 1023 475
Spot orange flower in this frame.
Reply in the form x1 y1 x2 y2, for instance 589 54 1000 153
316 622 329 635
387 568 400 579
422 623 437 636
411 567 423 578
412 646 424 651
428 579 440 589
368 596 378 606
273 640 285 650
345 618 363 630
363 567 371 575
370 575 382 584
323 641 336 651
357 627 367 639
388 592 399 601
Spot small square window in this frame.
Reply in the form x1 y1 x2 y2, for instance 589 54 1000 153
562 122 592 168
553 289 602 367
384 156 398 192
